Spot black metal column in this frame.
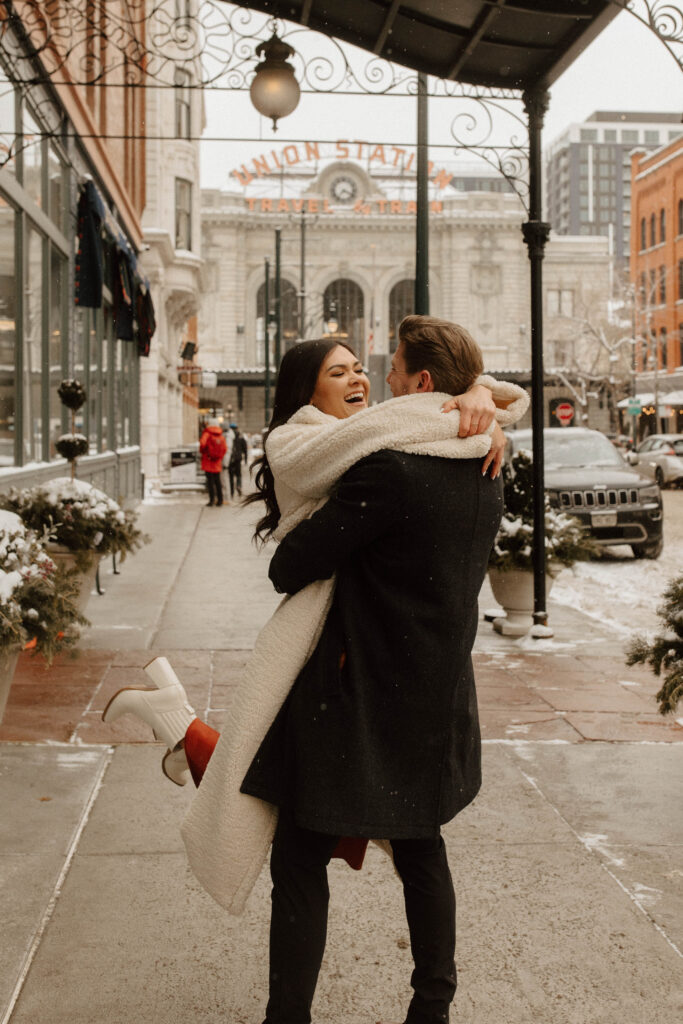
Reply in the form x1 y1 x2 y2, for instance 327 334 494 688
415 71 429 315
299 211 306 339
522 88 551 628
264 256 270 426
275 227 282 368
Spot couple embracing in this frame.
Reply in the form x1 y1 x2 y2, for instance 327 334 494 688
104 314 529 1024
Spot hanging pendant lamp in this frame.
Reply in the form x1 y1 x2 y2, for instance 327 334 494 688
249 30 300 132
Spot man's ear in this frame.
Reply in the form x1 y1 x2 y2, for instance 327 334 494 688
416 370 434 392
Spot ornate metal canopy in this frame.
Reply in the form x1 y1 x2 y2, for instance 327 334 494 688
236 1 683 87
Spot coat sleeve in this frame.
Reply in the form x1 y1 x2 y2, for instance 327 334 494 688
269 452 404 596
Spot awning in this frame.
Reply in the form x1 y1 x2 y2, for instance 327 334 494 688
239 1 620 91
616 393 654 409
661 390 683 406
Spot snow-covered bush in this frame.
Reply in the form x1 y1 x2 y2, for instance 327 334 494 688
0 510 83 658
626 574 683 715
489 448 595 572
0 478 147 571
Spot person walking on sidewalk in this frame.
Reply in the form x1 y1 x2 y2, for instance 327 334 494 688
228 423 248 498
199 418 227 507
103 320 529 1024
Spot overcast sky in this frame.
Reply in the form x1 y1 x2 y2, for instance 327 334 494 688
200 6 682 191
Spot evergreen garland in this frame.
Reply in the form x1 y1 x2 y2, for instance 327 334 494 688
489 449 596 572
626 575 683 715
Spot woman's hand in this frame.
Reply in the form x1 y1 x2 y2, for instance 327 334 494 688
481 422 506 479
441 384 497 436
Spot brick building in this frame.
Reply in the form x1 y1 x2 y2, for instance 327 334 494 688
630 136 683 433
0 0 151 501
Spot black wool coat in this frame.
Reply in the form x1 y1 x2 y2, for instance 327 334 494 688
240 450 503 839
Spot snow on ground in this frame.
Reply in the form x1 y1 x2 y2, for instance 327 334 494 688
551 541 681 637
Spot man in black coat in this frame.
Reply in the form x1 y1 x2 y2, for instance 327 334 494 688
242 318 504 1024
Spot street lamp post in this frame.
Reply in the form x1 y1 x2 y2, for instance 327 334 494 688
264 256 270 426
275 227 282 367
415 71 429 315
299 210 306 341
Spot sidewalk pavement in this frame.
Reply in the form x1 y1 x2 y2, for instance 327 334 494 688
1 493 682 1024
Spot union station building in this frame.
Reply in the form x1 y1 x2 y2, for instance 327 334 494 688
197 143 611 432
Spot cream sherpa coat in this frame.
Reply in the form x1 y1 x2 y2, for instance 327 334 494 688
181 378 529 914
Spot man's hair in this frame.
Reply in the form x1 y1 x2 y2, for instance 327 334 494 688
398 315 483 393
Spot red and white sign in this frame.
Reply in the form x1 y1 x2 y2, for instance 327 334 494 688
555 401 575 427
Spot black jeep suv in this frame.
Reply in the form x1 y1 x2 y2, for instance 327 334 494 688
505 427 663 559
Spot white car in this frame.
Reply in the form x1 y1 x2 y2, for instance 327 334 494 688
627 433 683 488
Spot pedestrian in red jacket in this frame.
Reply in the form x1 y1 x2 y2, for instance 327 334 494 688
199 419 227 506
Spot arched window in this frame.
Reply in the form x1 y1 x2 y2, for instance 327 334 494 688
659 265 666 305
640 217 646 251
323 279 365 356
660 208 666 243
388 279 415 353
256 277 299 345
650 213 656 247
660 328 667 370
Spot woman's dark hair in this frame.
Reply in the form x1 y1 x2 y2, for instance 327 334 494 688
244 338 356 544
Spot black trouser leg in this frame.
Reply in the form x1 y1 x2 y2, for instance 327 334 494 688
214 472 223 505
263 812 339 1024
205 472 218 504
228 465 237 497
391 835 457 1024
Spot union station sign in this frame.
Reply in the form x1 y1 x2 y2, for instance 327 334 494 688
232 139 452 216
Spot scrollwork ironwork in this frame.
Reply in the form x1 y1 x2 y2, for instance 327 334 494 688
612 0 683 73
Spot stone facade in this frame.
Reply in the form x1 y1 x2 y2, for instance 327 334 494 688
198 162 610 431
139 0 204 489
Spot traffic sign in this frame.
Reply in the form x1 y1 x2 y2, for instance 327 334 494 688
555 401 575 427
627 399 642 416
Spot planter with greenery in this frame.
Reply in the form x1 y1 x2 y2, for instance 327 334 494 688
0 510 84 721
488 449 595 636
0 380 148 612
626 574 683 716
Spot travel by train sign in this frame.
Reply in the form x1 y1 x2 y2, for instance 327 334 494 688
242 196 444 216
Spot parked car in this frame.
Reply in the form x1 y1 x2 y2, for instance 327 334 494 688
605 432 633 453
504 427 663 559
626 433 683 488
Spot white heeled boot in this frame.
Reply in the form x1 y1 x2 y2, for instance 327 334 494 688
102 657 196 754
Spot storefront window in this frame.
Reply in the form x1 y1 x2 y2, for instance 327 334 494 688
23 226 43 462
22 107 43 210
87 313 99 454
73 306 89 441
48 245 66 458
114 337 123 449
48 144 65 230
0 196 16 466
0 67 17 177
101 304 111 451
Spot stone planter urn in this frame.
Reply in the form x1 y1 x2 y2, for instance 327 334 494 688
488 566 556 637
0 648 21 723
45 545 100 615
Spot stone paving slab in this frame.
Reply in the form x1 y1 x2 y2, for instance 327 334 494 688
503 741 683 954
0 745 112 1020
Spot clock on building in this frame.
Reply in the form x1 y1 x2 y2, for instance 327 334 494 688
330 175 358 203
